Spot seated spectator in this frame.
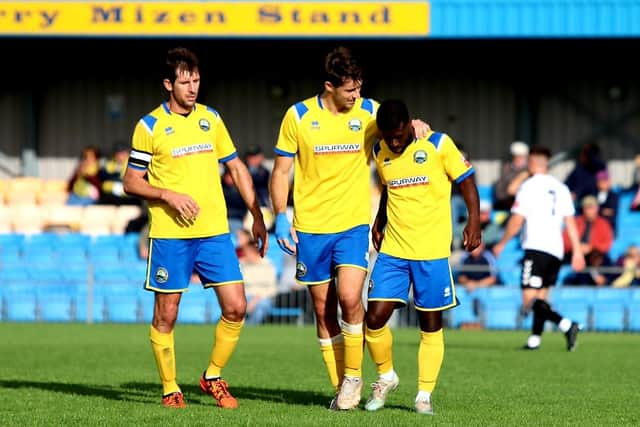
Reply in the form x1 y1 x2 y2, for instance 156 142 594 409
492 141 530 210
99 142 140 205
239 238 277 325
479 200 503 249
222 166 248 236
612 244 640 288
456 241 499 291
563 195 613 261
66 145 101 206
565 142 606 207
563 250 615 286
244 145 271 208
595 169 619 233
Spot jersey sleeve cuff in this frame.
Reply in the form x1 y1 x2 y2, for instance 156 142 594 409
454 168 475 184
274 147 295 158
218 151 238 163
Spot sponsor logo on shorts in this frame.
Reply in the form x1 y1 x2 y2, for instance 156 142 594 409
296 262 307 278
444 286 451 298
388 175 429 188
171 143 213 158
348 118 362 132
414 150 427 164
313 144 361 155
155 267 169 284
199 118 210 131
368 278 374 293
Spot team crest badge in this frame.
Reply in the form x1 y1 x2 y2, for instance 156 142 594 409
199 118 210 131
348 119 362 132
296 262 307 278
155 267 169 284
414 150 427 164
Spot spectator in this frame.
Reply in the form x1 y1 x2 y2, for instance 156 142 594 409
99 142 140 205
563 195 613 261
244 145 270 208
612 244 640 287
479 200 503 249
564 142 606 206
221 166 248 235
456 242 499 291
492 141 530 211
66 145 102 206
594 169 619 233
563 250 615 286
239 239 277 325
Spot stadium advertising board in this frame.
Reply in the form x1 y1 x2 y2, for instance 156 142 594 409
0 1 430 37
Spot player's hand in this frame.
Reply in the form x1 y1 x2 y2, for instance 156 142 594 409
410 119 431 139
162 189 200 221
571 251 586 272
251 215 269 258
371 218 385 252
493 241 505 258
462 223 482 252
275 212 296 255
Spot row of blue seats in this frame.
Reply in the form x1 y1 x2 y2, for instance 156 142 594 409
0 232 140 249
451 286 640 332
0 264 148 283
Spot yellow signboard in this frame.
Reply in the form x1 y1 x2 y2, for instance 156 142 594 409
0 2 429 37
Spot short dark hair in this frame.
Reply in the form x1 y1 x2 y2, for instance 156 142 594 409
164 47 199 84
376 99 410 132
323 46 363 88
529 145 552 159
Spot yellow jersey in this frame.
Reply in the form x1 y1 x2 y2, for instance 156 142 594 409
373 132 474 260
275 96 379 233
129 102 237 239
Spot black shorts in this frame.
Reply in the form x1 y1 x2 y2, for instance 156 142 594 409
520 249 562 289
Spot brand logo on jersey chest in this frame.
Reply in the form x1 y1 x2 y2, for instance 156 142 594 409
165 126 175 136
348 118 362 132
311 120 320 130
199 118 210 131
414 150 427 164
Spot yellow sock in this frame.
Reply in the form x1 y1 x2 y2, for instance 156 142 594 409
319 335 345 389
365 324 394 376
418 329 444 393
342 321 364 378
205 316 244 379
149 326 180 396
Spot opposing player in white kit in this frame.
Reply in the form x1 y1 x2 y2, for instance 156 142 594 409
493 145 586 351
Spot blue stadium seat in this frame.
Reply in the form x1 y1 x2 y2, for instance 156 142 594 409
476 287 521 330
0 233 25 248
628 302 640 332
177 297 207 324
74 296 106 323
94 267 130 284
449 287 478 328
5 295 37 321
57 233 92 250
88 248 121 265
39 296 74 322
30 267 65 284
477 184 493 204
105 297 140 323
0 250 22 264
551 287 593 329
591 288 631 332
139 291 155 323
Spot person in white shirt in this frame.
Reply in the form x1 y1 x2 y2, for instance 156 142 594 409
494 146 586 351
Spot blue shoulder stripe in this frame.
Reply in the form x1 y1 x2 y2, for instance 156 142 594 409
427 132 444 149
361 98 374 114
141 115 157 132
373 141 382 158
294 102 309 120
206 105 219 117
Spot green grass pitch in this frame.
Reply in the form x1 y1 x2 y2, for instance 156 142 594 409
0 323 638 426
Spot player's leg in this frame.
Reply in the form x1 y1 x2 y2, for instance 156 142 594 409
334 225 369 410
296 231 344 405
416 310 444 415
521 250 578 350
308 281 344 393
196 234 246 408
363 253 409 411
145 238 194 408
412 258 457 415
